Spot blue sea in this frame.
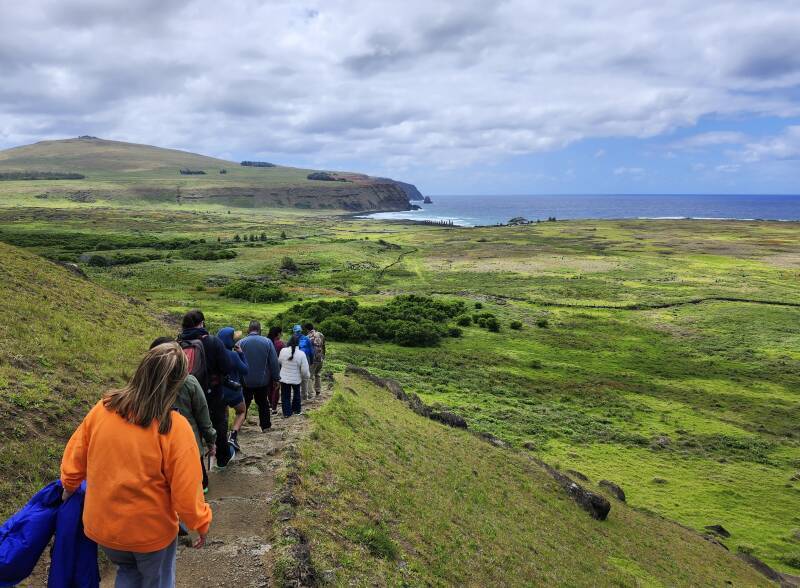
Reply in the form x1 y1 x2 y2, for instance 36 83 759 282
362 194 800 227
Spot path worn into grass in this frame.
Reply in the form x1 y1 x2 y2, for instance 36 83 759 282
101 388 330 588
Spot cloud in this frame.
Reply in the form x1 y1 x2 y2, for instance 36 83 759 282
1 0 800 179
671 131 747 150
613 166 645 176
734 126 800 162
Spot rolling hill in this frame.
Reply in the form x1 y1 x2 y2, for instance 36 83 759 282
0 137 414 212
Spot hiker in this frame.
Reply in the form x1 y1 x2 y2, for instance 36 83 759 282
278 334 310 417
239 321 280 432
292 324 315 400
178 310 233 468
217 327 249 452
303 322 326 397
150 337 216 493
60 343 212 587
267 326 285 414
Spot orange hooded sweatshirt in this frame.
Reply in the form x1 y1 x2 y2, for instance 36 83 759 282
61 401 212 552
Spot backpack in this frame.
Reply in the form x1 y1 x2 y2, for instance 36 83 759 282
178 338 209 392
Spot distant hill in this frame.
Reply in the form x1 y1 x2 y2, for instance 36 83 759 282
0 137 417 212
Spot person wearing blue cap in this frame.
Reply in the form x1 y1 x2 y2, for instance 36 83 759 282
292 325 315 400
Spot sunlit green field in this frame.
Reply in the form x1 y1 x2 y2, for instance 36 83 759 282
0 195 798 572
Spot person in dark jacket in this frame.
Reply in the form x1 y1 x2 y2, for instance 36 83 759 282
267 326 285 414
239 321 280 432
178 310 233 468
218 327 248 452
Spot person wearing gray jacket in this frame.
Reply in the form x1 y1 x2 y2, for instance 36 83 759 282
239 320 281 431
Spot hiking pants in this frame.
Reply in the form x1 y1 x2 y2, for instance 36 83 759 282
281 382 302 417
311 360 324 395
243 384 272 430
270 381 280 413
301 375 313 400
207 386 230 467
102 537 177 588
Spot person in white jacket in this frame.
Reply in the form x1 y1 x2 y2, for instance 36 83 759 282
278 334 310 417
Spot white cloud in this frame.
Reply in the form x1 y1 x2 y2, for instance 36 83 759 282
735 126 800 162
613 166 645 176
1 0 800 177
671 131 748 150
715 164 740 173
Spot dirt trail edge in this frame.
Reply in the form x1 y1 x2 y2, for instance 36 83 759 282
100 386 331 588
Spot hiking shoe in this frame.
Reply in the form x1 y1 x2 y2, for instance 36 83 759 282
229 431 241 452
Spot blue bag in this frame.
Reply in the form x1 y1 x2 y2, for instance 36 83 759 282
49 481 99 588
0 481 62 586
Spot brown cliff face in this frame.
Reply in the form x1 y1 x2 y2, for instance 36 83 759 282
174 181 411 211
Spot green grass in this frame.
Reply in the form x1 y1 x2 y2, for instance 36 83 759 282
290 373 770 586
0 196 798 576
0 242 168 518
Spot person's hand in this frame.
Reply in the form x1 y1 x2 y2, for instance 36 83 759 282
234 343 242 353
193 533 207 549
206 444 216 457
61 489 74 502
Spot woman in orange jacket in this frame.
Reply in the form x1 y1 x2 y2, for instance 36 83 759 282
60 342 212 587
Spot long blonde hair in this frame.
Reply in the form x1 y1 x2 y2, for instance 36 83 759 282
103 342 188 434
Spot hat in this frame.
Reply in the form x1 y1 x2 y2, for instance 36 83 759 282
292 324 302 333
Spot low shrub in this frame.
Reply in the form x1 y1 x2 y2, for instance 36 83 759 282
456 315 472 327
510 320 523 330
280 256 298 271
536 319 549 328
447 327 463 338
221 280 288 303
474 312 500 332
273 295 464 347
181 247 237 261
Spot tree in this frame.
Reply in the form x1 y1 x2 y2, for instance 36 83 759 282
280 230 287 240
260 232 267 241
234 234 241 242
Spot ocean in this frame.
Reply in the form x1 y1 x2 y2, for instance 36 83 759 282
361 194 800 227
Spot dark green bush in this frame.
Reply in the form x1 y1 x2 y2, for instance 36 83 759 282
536 319 549 328
221 280 288 303
272 295 462 347
318 316 367 341
473 312 500 332
280 256 298 271
456 315 472 327
181 247 237 261
475 301 483 309
447 327 463 338
87 255 109 267
510 320 523 330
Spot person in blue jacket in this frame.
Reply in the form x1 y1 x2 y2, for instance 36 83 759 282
217 327 249 454
292 324 315 400
239 320 280 432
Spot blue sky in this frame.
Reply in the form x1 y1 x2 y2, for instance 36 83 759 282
2 0 800 195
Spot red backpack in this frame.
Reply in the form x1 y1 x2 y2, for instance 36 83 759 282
178 338 209 392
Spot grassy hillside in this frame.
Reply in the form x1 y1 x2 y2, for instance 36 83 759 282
0 138 412 211
0 200 797 576
0 242 168 518
285 372 771 586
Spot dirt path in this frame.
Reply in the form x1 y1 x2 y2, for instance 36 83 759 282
101 388 330 587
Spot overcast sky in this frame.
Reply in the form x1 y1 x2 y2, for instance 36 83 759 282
2 0 800 194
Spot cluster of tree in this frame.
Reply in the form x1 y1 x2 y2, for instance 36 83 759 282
240 161 276 167
307 171 346 181
219 169 227 174
179 169 206 175
272 295 466 347
0 171 85 181
234 232 270 243
221 280 288 303
179 246 237 260
86 252 162 267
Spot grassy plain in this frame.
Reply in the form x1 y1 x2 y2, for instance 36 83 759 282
0 192 798 576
